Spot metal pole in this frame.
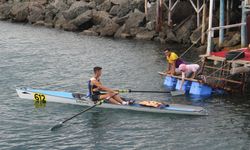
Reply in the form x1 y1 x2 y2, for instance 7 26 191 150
206 0 214 55
168 0 172 26
219 0 225 47
241 0 247 47
197 0 200 27
145 0 148 19
201 0 206 44
226 0 230 33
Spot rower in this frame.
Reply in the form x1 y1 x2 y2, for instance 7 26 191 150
164 49 185 75
88 66 129 105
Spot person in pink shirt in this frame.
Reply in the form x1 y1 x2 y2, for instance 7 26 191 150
178 64 200 91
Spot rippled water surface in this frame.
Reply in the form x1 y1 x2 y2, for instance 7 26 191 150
0 21 250 150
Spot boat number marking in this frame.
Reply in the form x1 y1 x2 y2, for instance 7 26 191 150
34 93 46 102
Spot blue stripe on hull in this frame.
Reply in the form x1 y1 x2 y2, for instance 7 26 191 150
27 88 74 99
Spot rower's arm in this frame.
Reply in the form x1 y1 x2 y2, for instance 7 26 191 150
92 80 115 93
180 72 185 90
171 61 176 74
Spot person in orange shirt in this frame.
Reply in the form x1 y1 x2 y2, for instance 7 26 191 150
164 49 185 75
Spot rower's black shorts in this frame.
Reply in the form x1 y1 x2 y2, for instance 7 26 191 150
91 94 100 101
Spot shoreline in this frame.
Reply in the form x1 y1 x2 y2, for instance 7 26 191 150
0 0 242 53
0 0 200 43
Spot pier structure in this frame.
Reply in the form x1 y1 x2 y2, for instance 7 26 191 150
150 0 250 93
199 0 250 93
146 0 207 39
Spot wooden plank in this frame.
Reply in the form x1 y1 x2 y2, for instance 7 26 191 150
207 56 226 61
158 72 199 82
205 76 243 84
227 59 250 65
204 65 231 71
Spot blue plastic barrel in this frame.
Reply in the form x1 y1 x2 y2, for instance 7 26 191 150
189 82 212 96
164 76 177 88
175 80 191 92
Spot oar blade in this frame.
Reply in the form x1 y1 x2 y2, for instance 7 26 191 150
50 122 63 131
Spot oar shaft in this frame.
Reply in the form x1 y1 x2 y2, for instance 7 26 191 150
129 90 170 93
62 104 98 124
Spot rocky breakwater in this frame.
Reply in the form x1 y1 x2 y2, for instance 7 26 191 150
0 0 225 47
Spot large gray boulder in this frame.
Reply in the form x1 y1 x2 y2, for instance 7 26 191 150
110 0 130 17
10 2 29 22
44 0 68 24
99 21 120 36
110 0 127 5
135 30 156 40
29 0 48 5
124 10 145 33
54 13 67 29
175 15 196 43
62 22 78 31
80 29 99 36
92 10 112 25
28 3 45 23
190 26 202 44
52 0 69 12
129 0 144 12
0 3 12 20
112 14 129 25
114 24 125 38
109 5 120 16
117 4 130 18
223 32 241 47
62 1 90 21
165 29 179 43
96 0 111 12
69 10 92 28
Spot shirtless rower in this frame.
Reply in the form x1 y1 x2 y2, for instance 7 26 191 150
88 66 129 105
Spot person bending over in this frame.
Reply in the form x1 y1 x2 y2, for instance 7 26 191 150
178 64 200 91
164 49 185 75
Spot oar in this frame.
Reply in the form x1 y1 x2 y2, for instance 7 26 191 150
117 89 184 96
50 100 103 131
117 89 171 93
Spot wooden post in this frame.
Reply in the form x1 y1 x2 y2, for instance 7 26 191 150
219 0 225 47
156 0 163 32
201 0 206 45
206 0 214 55
156 0 159 32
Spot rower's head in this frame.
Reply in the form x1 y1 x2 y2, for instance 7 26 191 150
93 66 102 77
164 49 171 56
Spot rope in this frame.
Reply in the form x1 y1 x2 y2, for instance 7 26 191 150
179 36 201 58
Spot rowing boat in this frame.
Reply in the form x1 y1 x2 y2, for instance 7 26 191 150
16 88 208 116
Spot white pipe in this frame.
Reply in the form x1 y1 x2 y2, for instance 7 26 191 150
206 0 214 55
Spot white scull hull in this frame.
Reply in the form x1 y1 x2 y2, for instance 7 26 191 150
16 88 208 116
